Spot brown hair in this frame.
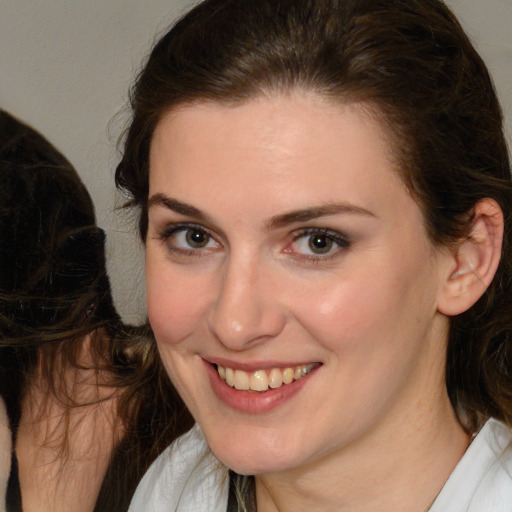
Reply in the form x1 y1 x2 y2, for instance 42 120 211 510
0 110 192 511
116 0 512 430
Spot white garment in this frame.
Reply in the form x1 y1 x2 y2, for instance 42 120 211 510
129 419 512 512
128 424 229 512
430 418 512 511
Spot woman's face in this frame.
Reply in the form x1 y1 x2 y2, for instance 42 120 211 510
146 93 454 475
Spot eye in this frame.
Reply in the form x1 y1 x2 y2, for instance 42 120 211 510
305 233 334 254
289 228 350 258
159 223 219 253
180 228 212 248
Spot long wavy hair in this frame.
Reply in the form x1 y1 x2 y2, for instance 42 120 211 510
0 110 192 511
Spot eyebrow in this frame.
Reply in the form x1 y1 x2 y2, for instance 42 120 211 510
148 193 210 221
268 203 376 229
148 193 375 228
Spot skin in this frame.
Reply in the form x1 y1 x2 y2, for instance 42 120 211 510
0 398 10 509
145 92 474 511
17 333 120 512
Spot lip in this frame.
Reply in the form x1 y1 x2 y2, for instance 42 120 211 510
204 359 321 414
204 356 319 372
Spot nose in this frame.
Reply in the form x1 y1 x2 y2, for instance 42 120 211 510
207 255 286 351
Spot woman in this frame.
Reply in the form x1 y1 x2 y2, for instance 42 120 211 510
116 0 512 510
0 110 192 511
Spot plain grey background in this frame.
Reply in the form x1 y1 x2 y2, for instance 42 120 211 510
1 0 511 323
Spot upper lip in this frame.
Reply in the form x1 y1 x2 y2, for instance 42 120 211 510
203 356 321 372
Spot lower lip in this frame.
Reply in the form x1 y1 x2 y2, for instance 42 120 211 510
205 361 319 414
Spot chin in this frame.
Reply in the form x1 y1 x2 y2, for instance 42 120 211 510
207 432 305 476
217 454 292 476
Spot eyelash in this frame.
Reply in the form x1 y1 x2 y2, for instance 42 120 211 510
157 223 219 257
289 228 351 261
157 223 351 261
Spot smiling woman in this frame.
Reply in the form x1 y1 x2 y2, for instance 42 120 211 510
146 98 450 458
117 1 512 511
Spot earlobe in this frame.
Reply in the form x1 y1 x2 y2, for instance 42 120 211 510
437 198 504 316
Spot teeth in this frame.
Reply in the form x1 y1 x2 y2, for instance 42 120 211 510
225 367 235 387
250 370 268 391
268 368 283 389
283 367 294 384
217 363 317 392
234 370 250 390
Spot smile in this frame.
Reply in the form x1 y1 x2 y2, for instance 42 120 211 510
216 363 319 392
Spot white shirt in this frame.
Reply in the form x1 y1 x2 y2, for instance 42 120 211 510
430 418 512 511
128 424 228 512
129 419 512 512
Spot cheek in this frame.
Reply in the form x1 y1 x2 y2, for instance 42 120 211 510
289 256 437 357
145 258 209 345
292 280 387 355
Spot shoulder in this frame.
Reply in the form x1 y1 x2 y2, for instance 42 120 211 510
128 424 229 512
432 418 512 512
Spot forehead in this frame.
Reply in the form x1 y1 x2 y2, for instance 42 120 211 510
148 92 414 221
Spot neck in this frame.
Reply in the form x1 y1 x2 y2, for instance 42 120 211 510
255 389 468 512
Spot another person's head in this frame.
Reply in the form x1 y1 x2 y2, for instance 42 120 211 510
116 0 512 475
0 110 121 435
0 111 190 511
0 110 117 344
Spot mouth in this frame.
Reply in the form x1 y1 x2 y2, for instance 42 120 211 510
216 363 320 393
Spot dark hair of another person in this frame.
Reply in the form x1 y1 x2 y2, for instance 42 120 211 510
116 0 512 434
0 110 192 512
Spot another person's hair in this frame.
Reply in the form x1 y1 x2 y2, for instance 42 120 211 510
0 108 116 432
116 0 512 431
0 110 192 511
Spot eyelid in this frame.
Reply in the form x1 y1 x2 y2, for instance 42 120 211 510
154 213 228 243
158 222 210 240
155 222 350 262
157 222 222 255
291 227 350 245
285 227 351 261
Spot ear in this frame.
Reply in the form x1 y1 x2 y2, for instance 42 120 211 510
437 198 504 316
